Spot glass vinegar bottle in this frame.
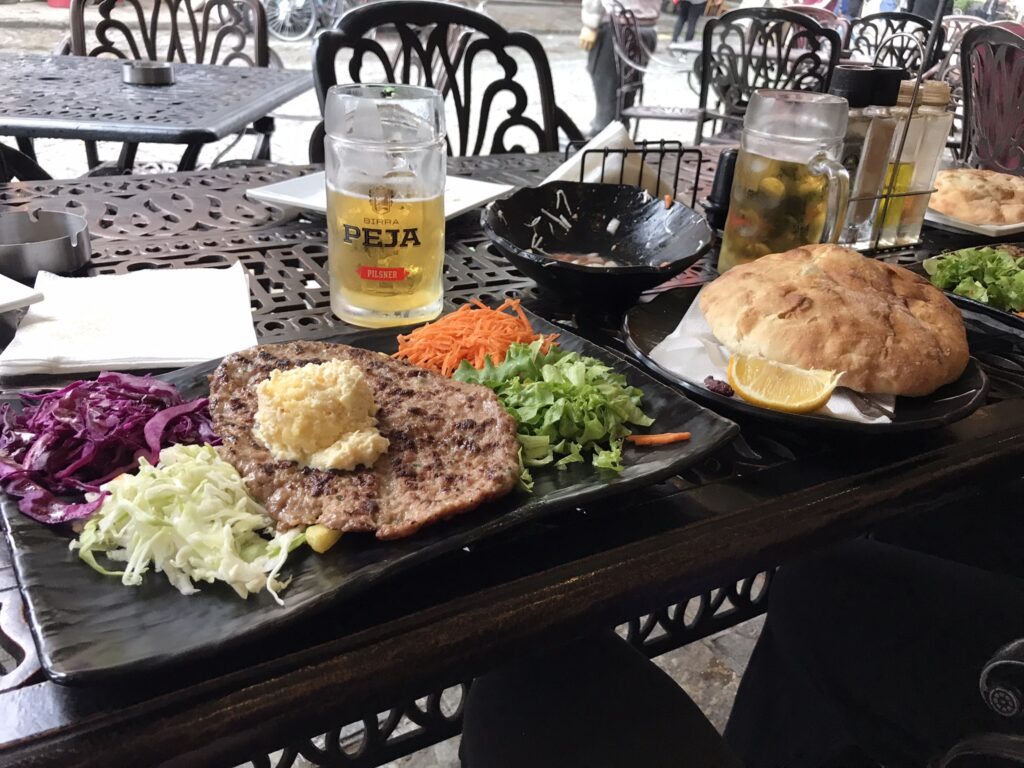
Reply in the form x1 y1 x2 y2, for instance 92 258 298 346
872 81 928 248
896 82 953 245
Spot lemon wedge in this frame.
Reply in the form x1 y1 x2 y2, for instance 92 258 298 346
727 355 841 414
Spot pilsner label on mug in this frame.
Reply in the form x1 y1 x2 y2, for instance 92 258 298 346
328 188 445 309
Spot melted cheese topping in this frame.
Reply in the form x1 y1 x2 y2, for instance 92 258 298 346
253 359 389 472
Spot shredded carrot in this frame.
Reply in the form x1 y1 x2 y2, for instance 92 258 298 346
626 432 691 446
394 298 558 377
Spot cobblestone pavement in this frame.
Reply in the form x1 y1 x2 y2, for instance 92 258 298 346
2 3 748 764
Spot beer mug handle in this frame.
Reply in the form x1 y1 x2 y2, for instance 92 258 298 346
807 151 849 245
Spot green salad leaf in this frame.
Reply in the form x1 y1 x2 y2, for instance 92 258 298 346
454 340 653 474
71 444 305 605
924 247 1024 313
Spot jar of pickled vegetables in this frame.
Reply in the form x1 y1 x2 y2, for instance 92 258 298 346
718 90 850 272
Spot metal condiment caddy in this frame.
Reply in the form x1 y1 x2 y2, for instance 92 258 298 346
850 20 953 256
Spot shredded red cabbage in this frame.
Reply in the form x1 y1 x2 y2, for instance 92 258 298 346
0 372 219 524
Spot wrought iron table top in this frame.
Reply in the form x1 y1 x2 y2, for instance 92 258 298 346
0 53 312 143
0 152 1022 768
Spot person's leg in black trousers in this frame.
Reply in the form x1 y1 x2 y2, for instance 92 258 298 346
683 1 705 42
725 537 1024 767
672 0 689 42
459 630 742 767
672 1 704 43
587 23 617 136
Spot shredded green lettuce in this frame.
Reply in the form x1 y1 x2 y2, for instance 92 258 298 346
924 247 1024 313
70 444 304 605
453 340 652 475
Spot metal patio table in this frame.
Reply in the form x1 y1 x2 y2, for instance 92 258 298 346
0 53 312 171
0 152 1022 768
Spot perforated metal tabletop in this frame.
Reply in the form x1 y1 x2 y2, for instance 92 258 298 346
0 152 1022 768
0 53 311 144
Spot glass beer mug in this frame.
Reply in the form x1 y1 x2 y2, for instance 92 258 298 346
325 84 446 327
718 90 850 272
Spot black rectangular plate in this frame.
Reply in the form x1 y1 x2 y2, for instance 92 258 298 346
1 314 738 684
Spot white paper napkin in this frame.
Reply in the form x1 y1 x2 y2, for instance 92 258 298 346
0 272 43 314
0 263 258 376
542 123 675 197
649 289 896 424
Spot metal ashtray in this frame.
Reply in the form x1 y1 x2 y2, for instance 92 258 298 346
122 61 175 86
0 211 91 282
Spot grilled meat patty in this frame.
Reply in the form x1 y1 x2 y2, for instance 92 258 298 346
209 341 521 540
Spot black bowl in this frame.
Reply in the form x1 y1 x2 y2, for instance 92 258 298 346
481 182 714 307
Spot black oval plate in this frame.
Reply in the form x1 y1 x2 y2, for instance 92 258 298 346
623 286 990 434
1 310 739 684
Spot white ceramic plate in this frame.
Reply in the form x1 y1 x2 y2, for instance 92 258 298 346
925 208 1024 237
247 171 514 220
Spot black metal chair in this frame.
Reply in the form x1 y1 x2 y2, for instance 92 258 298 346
846 12 944 73
608 2 699 138
782 5 851 42
928 16 986 159
960 23 1024 175
0 143 52 184
930 641 1024 766
695 7 842 144
310 0 582 161
66 0 274 173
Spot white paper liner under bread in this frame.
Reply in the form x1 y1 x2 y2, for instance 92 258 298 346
649 288 896 424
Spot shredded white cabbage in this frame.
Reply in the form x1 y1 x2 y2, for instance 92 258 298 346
70 444 304 605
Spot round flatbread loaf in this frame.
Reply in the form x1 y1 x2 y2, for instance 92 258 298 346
930 168 1024 226
700 245 969 396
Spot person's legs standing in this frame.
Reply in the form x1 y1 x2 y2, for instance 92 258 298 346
587 22 617 136
684 1 705 41
672 0 688 42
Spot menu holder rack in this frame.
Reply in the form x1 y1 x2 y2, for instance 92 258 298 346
565 139 705 210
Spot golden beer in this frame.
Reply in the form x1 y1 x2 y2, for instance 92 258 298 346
324 84 446 327
328 186 445 328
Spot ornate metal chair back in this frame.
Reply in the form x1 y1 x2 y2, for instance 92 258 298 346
69 0 269 67
0 143 52 184
696 7 841 140
941 13 986 47
930 17 985 158
847 12 942 73
960 23 1024 175
782 6 849 41
609 2 649 94
312 0 575 156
